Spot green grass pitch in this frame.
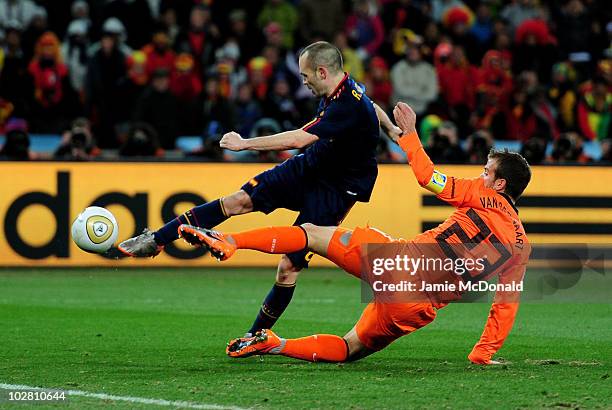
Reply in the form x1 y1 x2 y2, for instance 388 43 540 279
0 268 610 409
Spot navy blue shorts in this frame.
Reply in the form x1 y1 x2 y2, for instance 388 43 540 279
241 158 355 269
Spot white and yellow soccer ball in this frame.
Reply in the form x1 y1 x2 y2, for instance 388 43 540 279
71 206 119 253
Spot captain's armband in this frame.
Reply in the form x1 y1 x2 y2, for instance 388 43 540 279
424 170 448 194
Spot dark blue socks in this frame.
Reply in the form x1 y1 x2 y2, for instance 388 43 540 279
153 199 229 245
248 282 296 335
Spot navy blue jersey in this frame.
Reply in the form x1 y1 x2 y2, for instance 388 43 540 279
300 74 379 202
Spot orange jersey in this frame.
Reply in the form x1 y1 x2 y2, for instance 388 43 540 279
398 131 531 363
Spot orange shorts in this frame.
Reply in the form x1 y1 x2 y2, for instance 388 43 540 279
355 302 436 351
326 226 396 278
326 226 436 351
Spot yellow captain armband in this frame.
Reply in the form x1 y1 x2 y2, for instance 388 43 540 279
424 170 447 194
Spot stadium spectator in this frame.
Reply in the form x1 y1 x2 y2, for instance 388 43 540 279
547 132 592 163
133 68 179 149
170 53 201 101
115 50 148 127
174 4 219 77
0 118 34 160
436 45 478 136
426 120 467 163
264 74 301 131
257 0 298 50
500 0 542 33
170 53 202 136
119 121 163 157
0 22 31 117
143 25 175 77
54 117 100 160
382 0 430 40
442 5 482 64
491 86 538 141
333 31 364 83
233 82 262 138
0 0 38 31
85 25 128 147
262 22 301 90
364 57 392 111
27 31 76 132
88 18 131 57
472 50 513 131
555 0 593 59
431 0 467 23
531 85 560 140
390 34 438 115
548 62 578 132
246 56 273 103
577 76 611 141
226 9 262 67
465 129 493 164
61 20 89 96
103 0 153 49
491 26 513 72
21 5 48 61
71 1 91 29
159 6 179 47
420 21 442 64
520 135 547 164
470 2 494 48
512 19 557 83
600 138 612 162
202 74 235 143
298 0 345 44
345 0 384 60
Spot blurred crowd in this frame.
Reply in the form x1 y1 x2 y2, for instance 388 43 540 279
0 0 610 164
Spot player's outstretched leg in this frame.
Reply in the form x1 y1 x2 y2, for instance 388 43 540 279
118 190 252 257
227 329 350 362
226 326 373 363
177 225 309 260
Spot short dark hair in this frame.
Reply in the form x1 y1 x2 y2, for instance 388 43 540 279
488 149 531 200
299 41 343 73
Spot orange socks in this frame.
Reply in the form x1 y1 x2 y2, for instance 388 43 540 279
230 226 307 254
280 334 348 362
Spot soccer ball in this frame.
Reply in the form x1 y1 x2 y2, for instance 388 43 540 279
71 207 119 253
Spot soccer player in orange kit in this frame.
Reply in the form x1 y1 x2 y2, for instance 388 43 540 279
179 102 532 365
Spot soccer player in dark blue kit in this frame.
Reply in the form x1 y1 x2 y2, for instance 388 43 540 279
119 41 401 336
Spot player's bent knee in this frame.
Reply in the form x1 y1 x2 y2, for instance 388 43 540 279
343 327 374 362
222 190 254 216
299 224 338 256
276 255 301 284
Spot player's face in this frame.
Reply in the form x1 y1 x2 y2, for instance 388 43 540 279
481 158 506 192
299 54 324 97
481 158 497 188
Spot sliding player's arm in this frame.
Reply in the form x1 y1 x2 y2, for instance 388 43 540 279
220 129 319 151
393 102 480 207
468 261 527 365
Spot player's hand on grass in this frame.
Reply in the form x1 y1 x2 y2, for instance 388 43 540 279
220 131 247 151
393 102 417 135
468 348 506 365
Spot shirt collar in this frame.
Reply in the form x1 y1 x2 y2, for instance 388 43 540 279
324 72 349 104
499 192 519 214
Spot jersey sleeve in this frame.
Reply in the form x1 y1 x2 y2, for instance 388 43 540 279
467 260 527 364
301 99 356 140
398 131 483 207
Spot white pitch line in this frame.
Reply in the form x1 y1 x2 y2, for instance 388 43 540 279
0 383 249 410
